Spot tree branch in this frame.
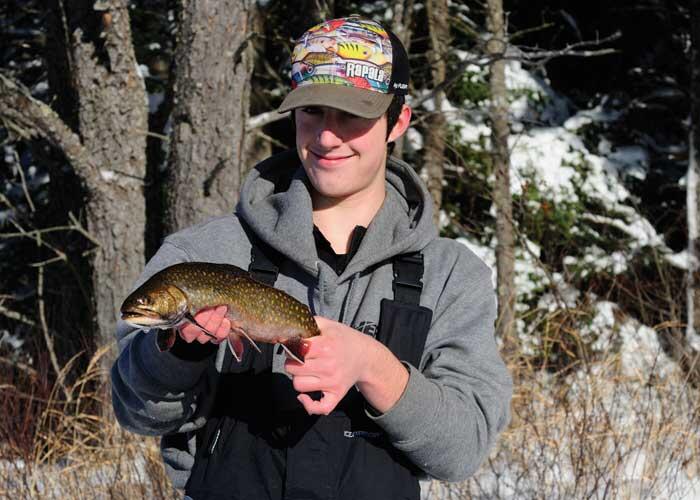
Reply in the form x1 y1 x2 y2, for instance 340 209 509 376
412 53 487 109
413 30 620 111
246 110 290 131
515 31 622 68
0 72 100 189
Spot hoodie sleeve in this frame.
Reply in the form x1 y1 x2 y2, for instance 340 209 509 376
110 239 215 437
367 249 513 481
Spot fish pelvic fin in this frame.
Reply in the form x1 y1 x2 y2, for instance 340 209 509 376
280 337 305 364
155 329 177 352
232 326 262 354
226 332 244 363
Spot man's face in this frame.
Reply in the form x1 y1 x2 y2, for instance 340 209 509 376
295 106 389 205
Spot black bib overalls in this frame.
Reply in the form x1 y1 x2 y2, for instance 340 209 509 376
183 246 432 500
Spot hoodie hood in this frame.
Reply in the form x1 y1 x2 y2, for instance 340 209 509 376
236 149 438 281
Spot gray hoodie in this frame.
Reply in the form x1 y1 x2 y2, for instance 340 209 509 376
111 150 512 488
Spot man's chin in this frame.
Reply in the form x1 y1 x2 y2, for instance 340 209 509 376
308 180 357 201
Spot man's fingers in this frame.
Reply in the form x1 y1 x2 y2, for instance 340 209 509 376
284 357 332 376
313 315 334 330
178 306 229 344
217 318 231 340
297 392 338 416
195 308 215 325
297 336 329 359
203 305 226 332
179 324 199 343
292 375 321 393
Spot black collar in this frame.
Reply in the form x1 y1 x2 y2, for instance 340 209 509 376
313 225 367 275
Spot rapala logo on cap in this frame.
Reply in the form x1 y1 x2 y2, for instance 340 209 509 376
393 82 408 90
346 62 386 83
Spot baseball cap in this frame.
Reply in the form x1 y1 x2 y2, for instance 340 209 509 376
277 16 409 119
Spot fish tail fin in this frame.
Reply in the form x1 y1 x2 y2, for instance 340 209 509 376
226 332 244 362
280 337 305 364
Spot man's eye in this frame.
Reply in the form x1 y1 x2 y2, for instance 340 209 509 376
300 106 321 115
340 111 372 124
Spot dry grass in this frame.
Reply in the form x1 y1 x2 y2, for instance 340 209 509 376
1 314 698 499
424 308 700 500
0 347 179 499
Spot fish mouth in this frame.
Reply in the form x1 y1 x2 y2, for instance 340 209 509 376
121 307 169 327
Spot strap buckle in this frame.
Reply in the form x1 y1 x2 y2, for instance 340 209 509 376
392 252 424 304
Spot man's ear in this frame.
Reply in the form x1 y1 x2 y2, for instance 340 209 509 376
388 104 412 143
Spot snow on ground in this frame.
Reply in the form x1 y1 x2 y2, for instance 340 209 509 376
422 54 692 281
424 58 666 275
420 300 699 499
431 58 700 498
442 57 689 368
0 453 155 498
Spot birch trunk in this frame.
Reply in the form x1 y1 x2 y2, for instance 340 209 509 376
688 0 700 352
486 0 517 353
390 0 414 160
424 0 449 229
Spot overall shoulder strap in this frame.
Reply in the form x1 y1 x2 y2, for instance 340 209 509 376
392 252 424 305
238 218 281 287
249 243 280 286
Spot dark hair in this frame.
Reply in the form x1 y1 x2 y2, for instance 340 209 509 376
385 94 405 140
386 94 405 156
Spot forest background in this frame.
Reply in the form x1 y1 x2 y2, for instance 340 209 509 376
0 0 699 498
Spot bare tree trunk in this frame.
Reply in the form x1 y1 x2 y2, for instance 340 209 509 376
244 5 273 170
1 0 148 381
302 0 335 23
689 129 700 345
73 3 148 363
164 0 255 233
390 0 414 159
423 0 449 228
52 1 148 364
486 0 517 354
686 0 700 365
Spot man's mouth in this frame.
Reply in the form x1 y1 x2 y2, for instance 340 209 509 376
310 150 353 164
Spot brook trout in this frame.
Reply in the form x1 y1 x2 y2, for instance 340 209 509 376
120 262 319 363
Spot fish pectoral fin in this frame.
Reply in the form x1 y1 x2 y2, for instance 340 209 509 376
155 329 176 352
184 312 217 340
231 326 262 354
226 333 244 363
280 338 304 364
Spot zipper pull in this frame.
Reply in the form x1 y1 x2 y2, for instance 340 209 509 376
206 426 222 456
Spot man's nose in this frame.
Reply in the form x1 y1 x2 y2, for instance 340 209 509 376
316 114 343 147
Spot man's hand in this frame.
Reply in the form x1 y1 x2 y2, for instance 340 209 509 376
177 305 231 344
284 316 409 416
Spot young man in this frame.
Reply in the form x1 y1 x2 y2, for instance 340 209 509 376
111 16 512 500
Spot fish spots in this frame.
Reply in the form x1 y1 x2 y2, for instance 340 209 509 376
128 262 319 345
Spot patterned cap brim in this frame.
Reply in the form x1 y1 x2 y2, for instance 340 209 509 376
277 84 394 119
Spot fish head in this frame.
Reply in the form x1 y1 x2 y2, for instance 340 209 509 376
120 282 189 329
